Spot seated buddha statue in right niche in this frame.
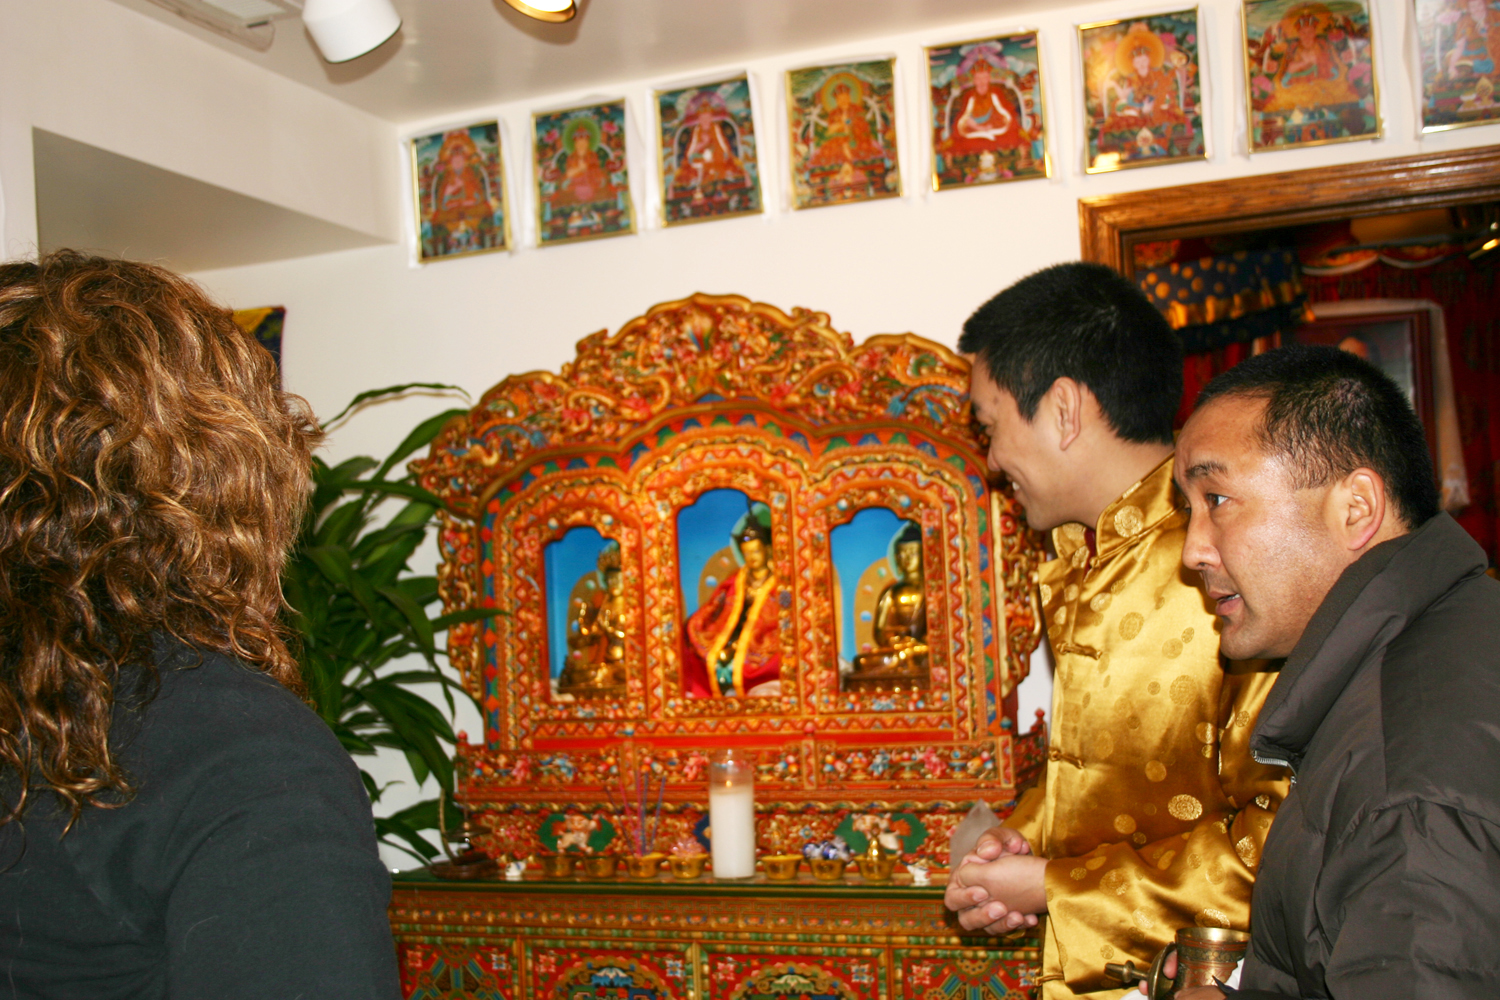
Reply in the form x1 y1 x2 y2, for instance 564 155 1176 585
846 522 929 692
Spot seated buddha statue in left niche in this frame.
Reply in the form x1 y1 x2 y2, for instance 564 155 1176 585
558 544 627 697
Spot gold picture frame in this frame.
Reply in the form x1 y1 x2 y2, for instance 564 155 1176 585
410 121 511 262
785 58 902 210
926 31 1051 190
654 75 763 227
1414 0 1500 134
532 100 637 246
1242 0 1382 153
1078 9 1206 173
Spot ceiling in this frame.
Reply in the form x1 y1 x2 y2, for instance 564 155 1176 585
106 0 1055 124
34 129 385 272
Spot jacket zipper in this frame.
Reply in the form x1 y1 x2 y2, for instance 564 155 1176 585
1253 749 1297 787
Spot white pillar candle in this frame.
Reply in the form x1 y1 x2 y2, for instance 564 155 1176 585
708 748 756 879
708 784 756 878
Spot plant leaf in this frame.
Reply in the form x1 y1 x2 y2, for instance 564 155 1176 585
374 407 470 482
322 384 469 429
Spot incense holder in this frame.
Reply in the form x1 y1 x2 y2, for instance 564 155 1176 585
669 853 709 879
624 852 667 879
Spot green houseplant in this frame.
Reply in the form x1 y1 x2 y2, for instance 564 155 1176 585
283 385 495 862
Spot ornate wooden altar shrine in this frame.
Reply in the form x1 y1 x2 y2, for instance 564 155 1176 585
398 294 1050 998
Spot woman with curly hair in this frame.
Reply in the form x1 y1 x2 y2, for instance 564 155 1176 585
0 252 400 998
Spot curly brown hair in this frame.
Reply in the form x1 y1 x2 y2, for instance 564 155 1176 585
0 251 322 825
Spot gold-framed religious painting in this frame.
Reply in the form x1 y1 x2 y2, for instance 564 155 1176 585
1415 0 1500 132
927 33 1048 189
533 100 635 246
1243 0 1381 152
1079 10 1205 172
410 121 510 261
786 59 900 209
656 75 763 225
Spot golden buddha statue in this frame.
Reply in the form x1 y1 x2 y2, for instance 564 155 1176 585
558 545 627 696
846 523 928 691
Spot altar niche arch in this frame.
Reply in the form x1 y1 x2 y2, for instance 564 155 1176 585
412 292 1048 869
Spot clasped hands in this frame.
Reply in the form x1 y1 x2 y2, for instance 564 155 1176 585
943 828 1224 999
942 825 1048 935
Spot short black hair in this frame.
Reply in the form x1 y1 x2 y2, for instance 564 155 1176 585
1197 344 1439 529
958 262 1183 445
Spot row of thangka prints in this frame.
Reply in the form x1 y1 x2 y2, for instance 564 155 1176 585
412 0 1500 260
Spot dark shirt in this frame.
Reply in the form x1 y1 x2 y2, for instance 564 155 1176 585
0 641 401 999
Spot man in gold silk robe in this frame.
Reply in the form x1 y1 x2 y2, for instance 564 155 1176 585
944 262 1289 999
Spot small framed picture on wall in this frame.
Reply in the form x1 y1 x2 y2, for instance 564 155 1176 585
410 121 510 262
1293 308 1436 458
533 100 636 246
1415 0 1500 132
786 58 901 209
1078 10 1205 172
1242 0 1381 152
655 75 763 226
926 32 1048 189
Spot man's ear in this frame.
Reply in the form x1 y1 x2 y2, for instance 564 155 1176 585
1331 467 1389 552
1049 377 1085 451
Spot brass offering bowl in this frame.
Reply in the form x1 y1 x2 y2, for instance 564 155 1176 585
668 854 709 879
624 853 666 879
581 853 619 879
538 853 576 878
762 854 803 880
855 855 897 882
808 857 848 882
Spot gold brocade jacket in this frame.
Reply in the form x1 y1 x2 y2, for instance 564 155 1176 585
1006 456 1289 999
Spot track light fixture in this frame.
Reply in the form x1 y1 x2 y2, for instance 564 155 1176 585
302 0 401 62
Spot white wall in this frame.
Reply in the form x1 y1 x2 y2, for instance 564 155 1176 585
0 0 400 258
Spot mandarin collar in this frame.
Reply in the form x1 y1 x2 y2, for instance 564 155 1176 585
1050 454 1180 567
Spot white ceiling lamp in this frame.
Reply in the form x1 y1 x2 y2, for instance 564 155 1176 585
501 0 576 24
302 0 402 62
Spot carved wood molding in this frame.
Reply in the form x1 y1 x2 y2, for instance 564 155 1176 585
1079 145 1500 273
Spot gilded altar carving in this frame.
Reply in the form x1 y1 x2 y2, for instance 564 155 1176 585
411 293 1046 870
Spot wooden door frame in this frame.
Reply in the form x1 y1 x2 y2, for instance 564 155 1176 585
1078 145 1500 274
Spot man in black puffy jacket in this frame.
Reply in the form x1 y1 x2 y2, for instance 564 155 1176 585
1169 344 1500 999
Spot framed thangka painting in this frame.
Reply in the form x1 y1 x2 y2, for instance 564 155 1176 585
411 122 509 261
927 34 1047 190
1243 0 1380 151
786 59 900 209
533 101 635 246
1079 11 1204 172
1415 0 1500 132
656 76 762 225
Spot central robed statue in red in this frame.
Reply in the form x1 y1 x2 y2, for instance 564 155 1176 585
681 511 785 699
